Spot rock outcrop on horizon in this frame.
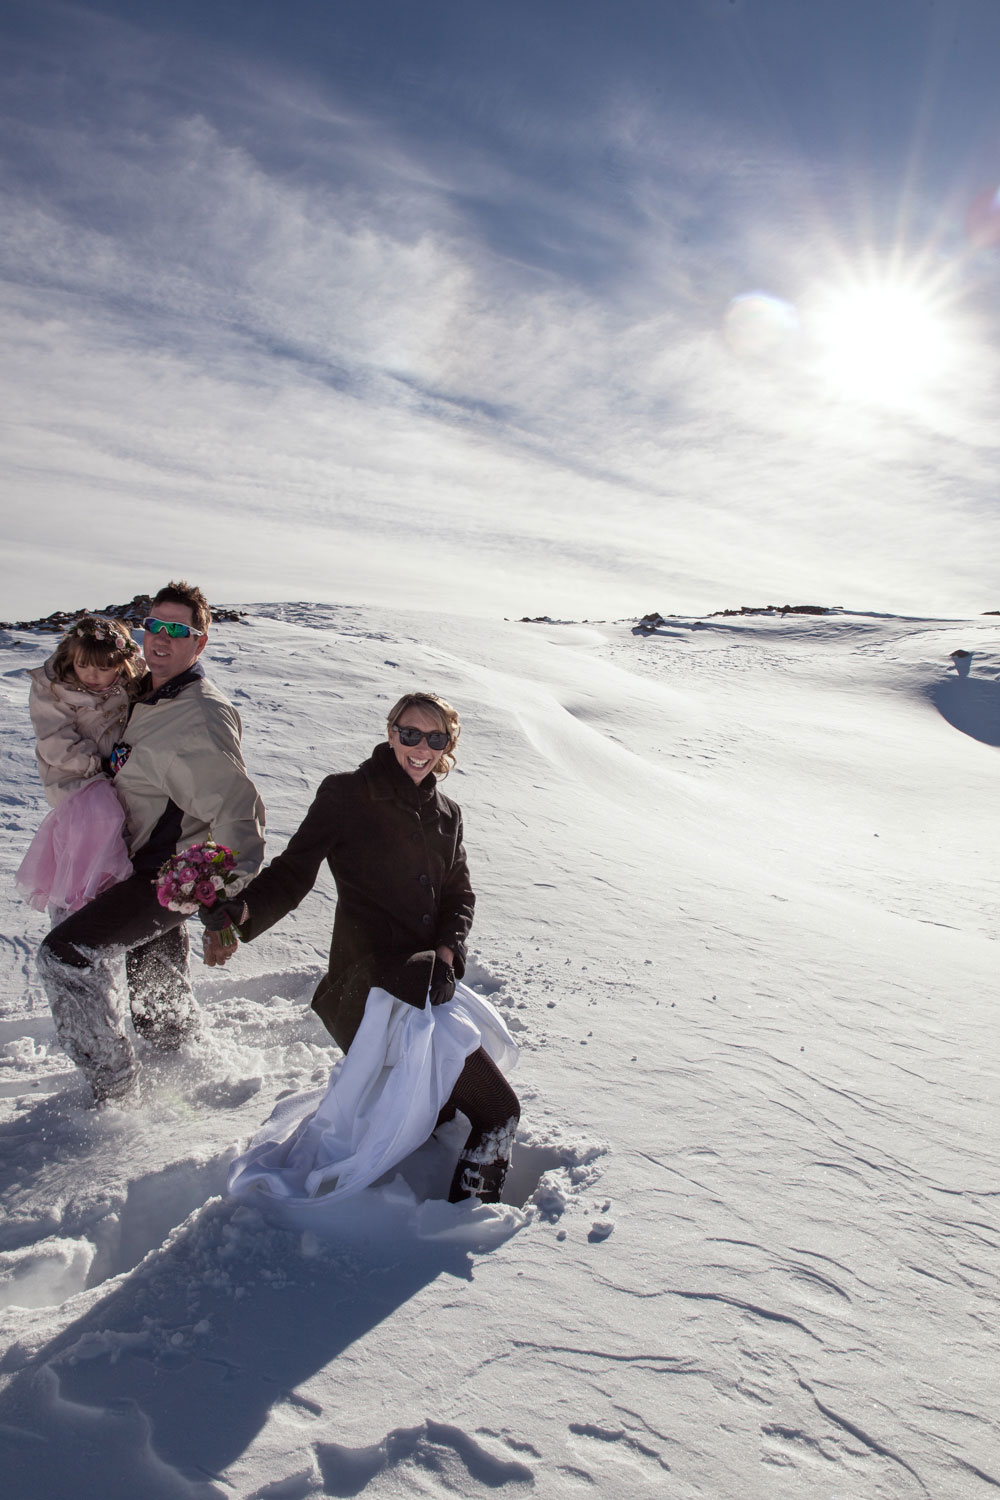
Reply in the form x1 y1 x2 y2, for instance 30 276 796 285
0 596 246 634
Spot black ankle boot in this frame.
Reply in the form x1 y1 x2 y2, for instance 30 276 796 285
447 1116 517 1205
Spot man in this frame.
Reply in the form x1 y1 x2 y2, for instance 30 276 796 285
37 581 265 1104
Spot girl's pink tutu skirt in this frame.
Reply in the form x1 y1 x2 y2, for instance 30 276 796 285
16 777 133 913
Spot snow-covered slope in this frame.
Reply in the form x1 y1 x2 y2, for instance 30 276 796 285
1 603 998 1498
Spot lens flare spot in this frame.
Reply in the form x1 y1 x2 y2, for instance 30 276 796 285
965 183 1000 251
724 291 800 360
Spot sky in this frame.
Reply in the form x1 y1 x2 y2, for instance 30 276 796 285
2 0 1000 621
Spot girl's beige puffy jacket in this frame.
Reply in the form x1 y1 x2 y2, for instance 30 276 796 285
28 656 133 808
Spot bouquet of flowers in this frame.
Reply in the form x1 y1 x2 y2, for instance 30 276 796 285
156 841 242 945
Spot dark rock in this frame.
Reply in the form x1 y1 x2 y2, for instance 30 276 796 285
706 604 836 618
633 612 670 635
0 596 247 634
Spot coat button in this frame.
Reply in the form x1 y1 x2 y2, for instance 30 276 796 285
421 914 432 926
418 874 429 886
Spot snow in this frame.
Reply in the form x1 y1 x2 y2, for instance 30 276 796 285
1 600 998 1498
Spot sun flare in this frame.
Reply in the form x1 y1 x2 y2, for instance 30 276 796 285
808 275 956 405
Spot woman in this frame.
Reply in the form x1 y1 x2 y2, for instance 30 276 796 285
207 691 520 1204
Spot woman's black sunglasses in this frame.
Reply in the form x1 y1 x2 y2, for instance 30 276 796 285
394 724 450 750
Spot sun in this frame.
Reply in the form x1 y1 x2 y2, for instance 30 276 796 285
807 274 957 405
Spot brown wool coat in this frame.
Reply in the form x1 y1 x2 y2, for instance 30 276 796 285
239 741 475 1051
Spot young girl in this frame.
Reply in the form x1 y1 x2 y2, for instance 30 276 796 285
16 615 141 916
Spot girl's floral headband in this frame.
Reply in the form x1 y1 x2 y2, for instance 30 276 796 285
67 617 140 657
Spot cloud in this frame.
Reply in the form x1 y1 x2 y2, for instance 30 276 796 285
1 1 999 620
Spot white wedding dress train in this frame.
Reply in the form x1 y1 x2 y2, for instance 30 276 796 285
227 982 521 1243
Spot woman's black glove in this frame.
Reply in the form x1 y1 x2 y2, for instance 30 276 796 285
377 952 457 1008
429 956 456 1007
200 898 248 932
377 950 439 1008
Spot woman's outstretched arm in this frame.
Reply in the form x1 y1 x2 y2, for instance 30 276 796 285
233 775 344 941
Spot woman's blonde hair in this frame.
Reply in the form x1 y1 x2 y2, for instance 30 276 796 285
387 691 461 779
52 616 141 685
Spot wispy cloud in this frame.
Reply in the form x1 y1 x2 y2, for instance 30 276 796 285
2 0 999 619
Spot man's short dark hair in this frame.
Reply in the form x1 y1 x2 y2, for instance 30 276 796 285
152 581 211 634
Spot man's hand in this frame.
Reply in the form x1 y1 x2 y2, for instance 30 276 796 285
202 928 239 967
200 899 247 966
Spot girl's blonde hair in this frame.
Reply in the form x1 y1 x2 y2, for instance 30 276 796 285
386 691 461 779
52 615 141 685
